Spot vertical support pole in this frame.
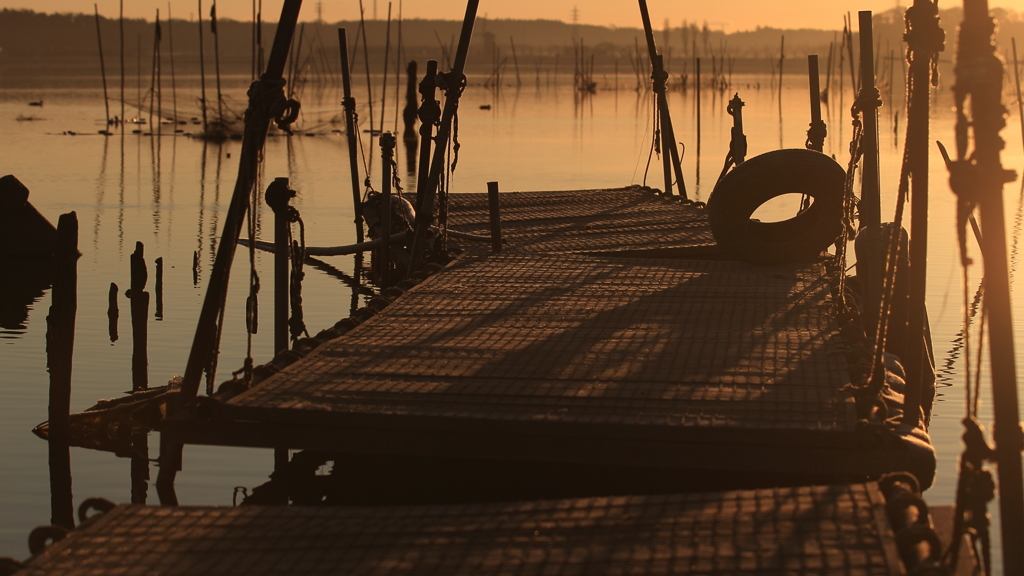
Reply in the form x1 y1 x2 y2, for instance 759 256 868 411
47 212 78 531
380 133 395 287
265 177 294 355
408 0 480 274
1012 38 1024 154
160 0 304 500
129 241 149 392
155 256 164 320
696 57 702 165
94 4 111 130
902 0 944 427
637 0 687 198
487 181 502 253
338 28 364 243
857 11 884 339
107 281 119 343
957 0 1024 570
806 55 826 152
415 60 439 214
858 11 882 230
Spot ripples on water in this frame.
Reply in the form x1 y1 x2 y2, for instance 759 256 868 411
0 71 1022 561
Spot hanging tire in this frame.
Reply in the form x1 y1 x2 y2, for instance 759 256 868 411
707 149 845 264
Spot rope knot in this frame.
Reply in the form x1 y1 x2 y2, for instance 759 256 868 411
418 98 441 126
853 86 882 113
903 1 945 54
806 119 827 151
651 69 669 91
437 71 467 98
342 96 356 112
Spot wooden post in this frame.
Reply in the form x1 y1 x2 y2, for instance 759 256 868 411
902 0 944 427
155 256 163 320
46 212 78 530
161 0 304 496
487 181 502 253
858 11 881 230
380 133 396 286
107 282 119 342
415 60 439 214
94 4 111 131
403 61 418 142
408 0 480 274
265 177 294 354
129 241 149 391
806 55 825 152
858 11 883 338
957 0 1024 570
338 28 364 243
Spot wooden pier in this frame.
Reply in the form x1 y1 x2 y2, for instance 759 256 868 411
161 187 934 500
20 481 916 575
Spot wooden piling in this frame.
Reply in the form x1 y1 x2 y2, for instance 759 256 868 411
46 212 78 531
192 250 199 285
403 61 418 142
858 11 881 231
93 4 111 130
107 282 118 342
167 3 178 126
487 181 502 253
155 256 163 320
119 0 124 129
380 133 396 286
211 1 224 125
415 60 438 215
129 241 149 391
806 55 825 152
379 3 393 138
901 0 943 427
265 177 294 354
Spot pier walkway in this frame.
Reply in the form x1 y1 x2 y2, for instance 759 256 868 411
162 187 934 498
21 482 909 575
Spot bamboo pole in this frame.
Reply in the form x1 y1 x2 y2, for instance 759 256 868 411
379 3 393 137
93 4 111 131
338 28 365 243
408 0 480 274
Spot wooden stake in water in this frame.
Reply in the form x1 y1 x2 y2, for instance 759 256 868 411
129 241 149 391
858 11 881 231
265 178 294 354
211 1 224 124
93 4 112 130
379 3 393 138
380 133 395 286
47 212 78 530
107 282 119 342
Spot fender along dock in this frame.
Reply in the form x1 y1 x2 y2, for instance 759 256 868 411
161 187 935 500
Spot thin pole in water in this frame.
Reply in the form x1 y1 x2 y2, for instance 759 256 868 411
338 28 365 243
1012 38 1024 154
94 4 111 130
198 0 208 134
167 3 178 126
119 0 124 130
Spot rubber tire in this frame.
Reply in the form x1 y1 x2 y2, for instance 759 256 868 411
707 149 845 265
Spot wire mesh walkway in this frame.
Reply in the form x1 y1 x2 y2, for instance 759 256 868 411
20 482 903 576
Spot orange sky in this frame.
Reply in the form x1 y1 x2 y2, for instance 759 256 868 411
0 0 917 32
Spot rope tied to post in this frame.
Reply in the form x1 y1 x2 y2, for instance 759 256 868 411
717 94 747 184
903 0 945 87
651 68 669 93
805 119 827 151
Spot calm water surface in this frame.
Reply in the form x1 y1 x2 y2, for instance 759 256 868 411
1 72 1023 564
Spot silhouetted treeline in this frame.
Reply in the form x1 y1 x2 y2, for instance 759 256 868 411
1 7 1023 85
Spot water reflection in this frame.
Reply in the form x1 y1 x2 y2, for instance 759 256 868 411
0 260 50 337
